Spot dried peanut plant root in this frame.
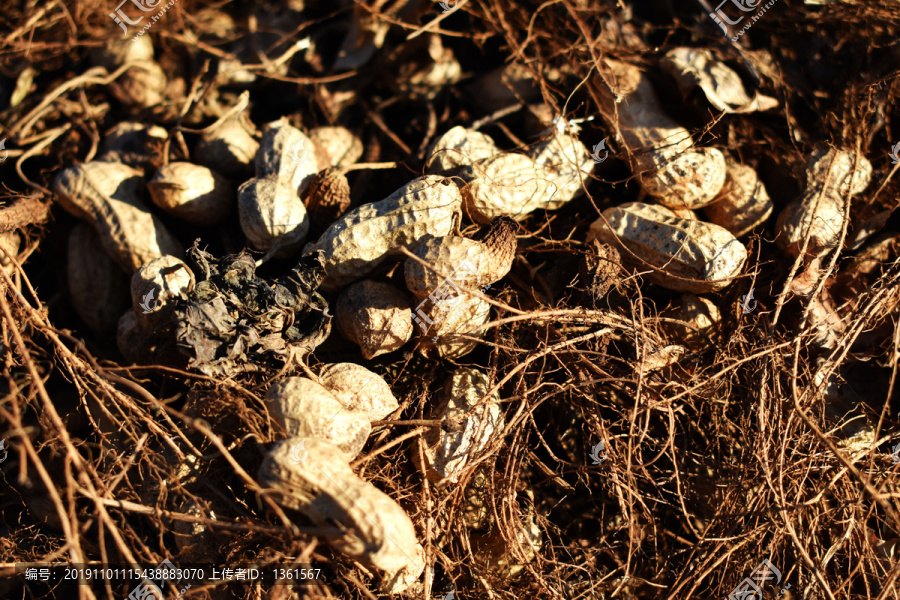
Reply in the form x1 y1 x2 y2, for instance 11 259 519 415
4 1 900 600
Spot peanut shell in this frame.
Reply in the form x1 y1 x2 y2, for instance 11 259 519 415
238 176 310 258
414 293 492 359
334 280 413 360
419 368 504 484
131 255 194 332
590 201 747 293
703 161 772 237
258 437 425 594
318 362 400 421
426 126 499 175
311 175 462 292
308 126 364 169
52 161 183 272
67 223 130 336
265 377 371 460
148 162 233 225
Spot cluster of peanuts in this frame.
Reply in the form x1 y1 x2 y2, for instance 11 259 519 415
52 33 877 593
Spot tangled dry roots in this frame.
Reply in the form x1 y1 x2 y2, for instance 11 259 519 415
2 0 900 599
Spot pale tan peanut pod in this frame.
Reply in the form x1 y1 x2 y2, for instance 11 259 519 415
318 362 400 421
91 35 166 110
256 118 319 196
401 34 462 100
194 110 259 177
116 310 147 364
805 147 872 196
308 126 364 169
702 160 772 237
90 34 154 70
0 231 21 279
101 122 168 155
775 191 845 258
131 255 194 332
590 202 747 293
334 280 413 360
52 161 183 272
238 176 310 258
311 175 462 292
414 293 492 359
258 437 425 594
148 162 233 225
473 496 542 578
775 148 871 258
669 206 698 220
265 377 371 460
529 127 594 209
661 293 721 347
419 368 504 484
596 59 726 209
460 153 556 224
67 223 130 336
425 125 499 175
404 217 517 299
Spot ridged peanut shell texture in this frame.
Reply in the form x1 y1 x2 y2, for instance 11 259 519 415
256 119 319 195
598 59 726 209
414 293 492 359
148 162 233 225
53 161 183 272
265 377 371 459
335 281 413 360
318 362 400 421
258 437 425 594
462 151 581 224
68 223 130 336
311 175 462 292
591 202 747 293
238 176 310 257
805 148 872 196
426 126 499 175
702 161 772 237
194 113 259 176
775 191 845 258
420 368 504 484
131 255 194 331
308 126 364 169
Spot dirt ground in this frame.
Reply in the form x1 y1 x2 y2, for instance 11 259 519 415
2 0 900 599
